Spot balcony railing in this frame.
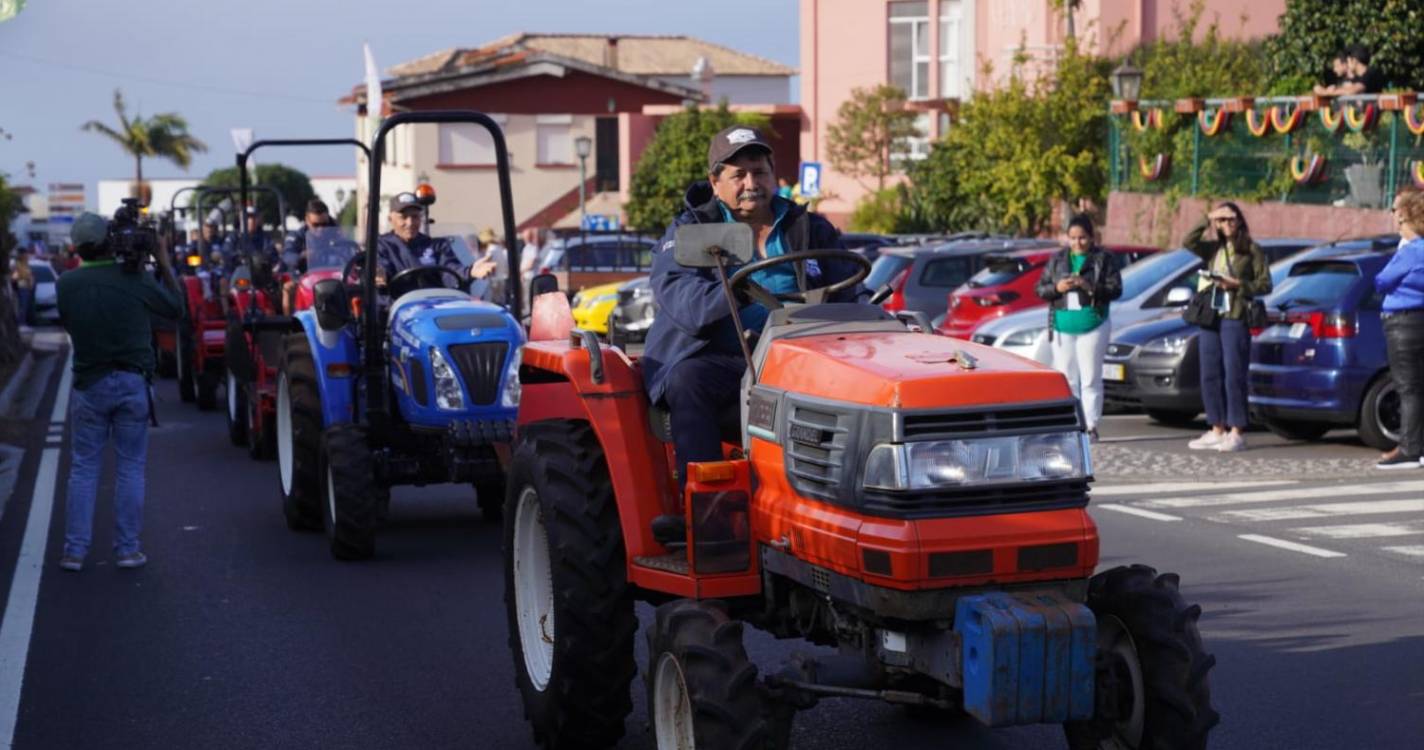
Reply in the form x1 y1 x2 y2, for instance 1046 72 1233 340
1108 93 1423 210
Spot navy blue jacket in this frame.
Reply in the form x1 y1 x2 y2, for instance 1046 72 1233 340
641 181 859 404
375 232 465 280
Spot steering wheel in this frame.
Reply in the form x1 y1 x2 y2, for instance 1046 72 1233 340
726 249 871 309
387 264 468 300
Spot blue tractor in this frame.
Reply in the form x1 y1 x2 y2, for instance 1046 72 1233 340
274 111 524 559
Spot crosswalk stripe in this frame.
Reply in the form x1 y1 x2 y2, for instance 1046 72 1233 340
1293 521 1424 539
1211 499 1424 523
1091 480 1296 498
1381 545 1424 558
1095 504 1182 522
1238 534 1346 558
1140 480 1424 509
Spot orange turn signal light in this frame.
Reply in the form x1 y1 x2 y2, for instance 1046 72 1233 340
415 183 437 205
186 255 202 267
326 363 354 378
688 461 737 484
234 277 251 289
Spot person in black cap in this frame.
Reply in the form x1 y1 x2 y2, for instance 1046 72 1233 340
641 124 862 507
374 191 494 285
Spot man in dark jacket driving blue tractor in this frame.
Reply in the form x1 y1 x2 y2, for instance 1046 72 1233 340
642 124 863 500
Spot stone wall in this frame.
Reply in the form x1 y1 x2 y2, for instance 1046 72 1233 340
1103 192 1395 249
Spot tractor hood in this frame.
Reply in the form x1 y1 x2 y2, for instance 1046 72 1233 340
389 290 523 353
757 331 1071 410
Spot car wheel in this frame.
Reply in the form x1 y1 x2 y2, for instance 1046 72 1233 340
1358 375 1400 451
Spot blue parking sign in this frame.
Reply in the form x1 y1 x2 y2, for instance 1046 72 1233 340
798 162 822 198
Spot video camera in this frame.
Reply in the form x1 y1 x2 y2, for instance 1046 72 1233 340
109 197 160 273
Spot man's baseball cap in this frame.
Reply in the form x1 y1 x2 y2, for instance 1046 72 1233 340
389 192 422 213
707 125 772 172
244 205 258 216
71 212 108 247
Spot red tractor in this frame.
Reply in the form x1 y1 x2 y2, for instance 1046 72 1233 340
222 138 369 460
504 223 1217 749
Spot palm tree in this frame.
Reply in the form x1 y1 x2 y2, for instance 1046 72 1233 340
82 89 207 202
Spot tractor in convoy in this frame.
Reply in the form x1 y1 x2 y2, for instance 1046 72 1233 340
504 222 1218 749
223 138 369 460
274 111 524 559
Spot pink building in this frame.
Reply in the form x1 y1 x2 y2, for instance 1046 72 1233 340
799 0 1286 225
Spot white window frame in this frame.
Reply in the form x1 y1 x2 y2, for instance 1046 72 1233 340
535 114 575 166
938 0 962 99
437 116 507 167
889 2 931 101
891 112 932 166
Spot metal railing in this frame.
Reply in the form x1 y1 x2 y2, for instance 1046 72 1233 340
1108 93 1424 210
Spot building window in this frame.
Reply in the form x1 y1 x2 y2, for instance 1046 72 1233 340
536 115 574 165
892 112 932 166
939 0 963 99
438 123 496 166
889 1 930 101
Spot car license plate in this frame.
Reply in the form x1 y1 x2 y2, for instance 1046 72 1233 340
1103 363 1125 382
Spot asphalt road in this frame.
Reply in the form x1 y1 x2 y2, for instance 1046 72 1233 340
0 354 1421 749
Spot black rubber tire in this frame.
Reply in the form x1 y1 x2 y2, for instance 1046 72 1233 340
197 366 221 411
646 599 780 750
504 421 636 750
279 334 324 532
475 476 505 522
1262 418 1331 442
246 387 274 460
177 327 196 403
318 423 384 560
1145 408 1199 427
225 317 255 382
156 334 177 379
1065 565 1219 750
226 370 248 447
1357 374 1400 451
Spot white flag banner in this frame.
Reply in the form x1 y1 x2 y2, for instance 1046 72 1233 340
364 42 383 133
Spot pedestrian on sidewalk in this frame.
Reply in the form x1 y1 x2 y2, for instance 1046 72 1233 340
55 212 184 571
1035 214 1122 442
1182 202 1272 453
1374 187 1424 469
10 250 36 326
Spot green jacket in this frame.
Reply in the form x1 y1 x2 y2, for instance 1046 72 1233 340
57 260 184 390
1183 219 1272 320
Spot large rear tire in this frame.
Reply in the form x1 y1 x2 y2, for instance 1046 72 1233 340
1065 565 1219 750
319 423 384 560
226 370 248 446
246 387 274 460
197 366 220 411
1357 374 1400 451
647 599 779 750
505 421 636 749
278 334 323 531
177 327 196 403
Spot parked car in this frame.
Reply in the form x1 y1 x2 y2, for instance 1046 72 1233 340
839 232 896 263
1249 252 1398 448
1103 236 1369 424
608 276 653 346
867 236 1059 321
937 244 1160 339
31 264 59 323
537 231 659 293
570 280 624 336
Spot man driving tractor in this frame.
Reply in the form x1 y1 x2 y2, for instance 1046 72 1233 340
375 191 496 284
642 125 864 505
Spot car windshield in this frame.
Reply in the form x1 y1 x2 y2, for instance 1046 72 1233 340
1266 261 1361 309
558 234 655 272
1120 248 1196 300
966 257 1032 288
302 227 361 272
866 254 913 290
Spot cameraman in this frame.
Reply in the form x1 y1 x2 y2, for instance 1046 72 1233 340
55 211 183 571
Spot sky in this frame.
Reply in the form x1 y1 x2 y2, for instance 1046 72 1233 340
0 0 799 201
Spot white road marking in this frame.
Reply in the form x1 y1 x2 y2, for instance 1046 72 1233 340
1095 504 1182 522
1293 521 1424 539
0 347 71 747
1211 499 1424 523
1238 534 1347 558
1092 480 1296 498
1381 545 1424 558
1139 480 1424 509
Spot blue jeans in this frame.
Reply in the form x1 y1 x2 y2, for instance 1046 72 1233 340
661 352 745 492
64 371 150 559
1198 319 1250 430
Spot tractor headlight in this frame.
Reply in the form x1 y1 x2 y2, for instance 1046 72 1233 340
429 346 466 411
862 432 1089 491
500 345 522 408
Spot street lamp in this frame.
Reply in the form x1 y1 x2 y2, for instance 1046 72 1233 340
575 135 593 229
1110 62 1144 103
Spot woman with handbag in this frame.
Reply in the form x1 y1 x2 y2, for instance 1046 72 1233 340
1374 187 1424 469
1035 214 1122 442
1182 202 1271 452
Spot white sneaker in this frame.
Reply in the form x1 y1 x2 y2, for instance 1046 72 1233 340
1188 431 1222 450
1217 432 1246 452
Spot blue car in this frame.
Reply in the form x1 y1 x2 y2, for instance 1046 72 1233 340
1249 252 1399 448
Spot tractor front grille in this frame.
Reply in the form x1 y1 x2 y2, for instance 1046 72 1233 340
901 401 1080 439
784 403 852 503
447 342 509 406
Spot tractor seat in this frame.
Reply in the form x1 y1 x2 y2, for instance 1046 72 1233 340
648 402 742 445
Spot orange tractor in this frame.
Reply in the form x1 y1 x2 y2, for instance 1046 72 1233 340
504 223 1218 749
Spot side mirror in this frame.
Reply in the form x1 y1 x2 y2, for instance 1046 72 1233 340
673 223 754 268
529 273 560 298
1165 286 1194 305
313 278 351 331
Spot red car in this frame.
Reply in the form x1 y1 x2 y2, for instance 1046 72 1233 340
936 244 1160 339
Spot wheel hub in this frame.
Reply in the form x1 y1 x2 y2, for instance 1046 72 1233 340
1098 615 1145 749
277 374 293 495
652 652 695 749
227 371 239 422
512 487 555 691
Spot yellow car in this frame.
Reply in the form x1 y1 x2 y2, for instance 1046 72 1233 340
570 281 624 335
